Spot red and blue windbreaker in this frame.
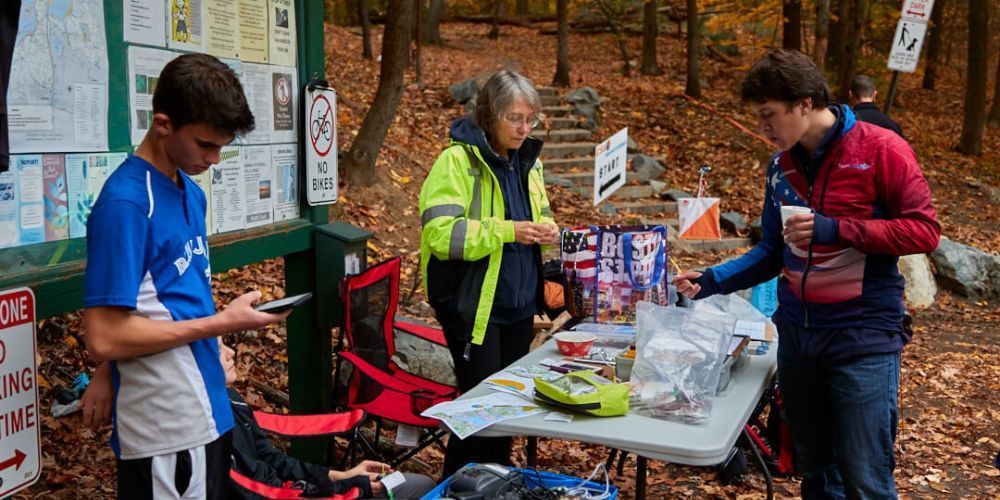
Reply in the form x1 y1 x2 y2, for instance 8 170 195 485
699 105 939 342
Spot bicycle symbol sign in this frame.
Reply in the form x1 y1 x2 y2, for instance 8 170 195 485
309 94 334 157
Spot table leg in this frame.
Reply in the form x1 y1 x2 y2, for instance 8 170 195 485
742 427 774 500
635 455 647 499
527 436 538 467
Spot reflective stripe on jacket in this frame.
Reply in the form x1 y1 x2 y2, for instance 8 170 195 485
419 140 555 345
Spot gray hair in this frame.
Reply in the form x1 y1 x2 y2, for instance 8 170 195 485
472 70 543 141
850 74 876 98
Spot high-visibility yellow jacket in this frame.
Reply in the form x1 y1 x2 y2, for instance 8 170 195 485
419 138 555 347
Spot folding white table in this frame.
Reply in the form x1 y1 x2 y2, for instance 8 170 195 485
453 337 778 498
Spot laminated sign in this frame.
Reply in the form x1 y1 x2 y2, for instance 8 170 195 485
678 197 721 240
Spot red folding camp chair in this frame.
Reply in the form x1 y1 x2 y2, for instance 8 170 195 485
335 257 458 467
229 405 369 499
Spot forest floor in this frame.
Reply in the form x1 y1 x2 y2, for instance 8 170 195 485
22 22 1000 499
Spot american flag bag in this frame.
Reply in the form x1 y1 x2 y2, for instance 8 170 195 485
561 225 668 323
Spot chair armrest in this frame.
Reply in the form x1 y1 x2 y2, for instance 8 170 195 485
339 351 426 395
394 319 448 346
253 408 365 438
230 468 361 499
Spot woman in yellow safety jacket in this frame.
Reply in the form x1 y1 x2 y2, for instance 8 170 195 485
419 70 558 477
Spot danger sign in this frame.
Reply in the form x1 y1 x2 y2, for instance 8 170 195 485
0 288 41 497
305 85 338 205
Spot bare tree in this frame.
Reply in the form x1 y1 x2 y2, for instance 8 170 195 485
685 0 700 97
814 0 829 70
359 0 373 59
594 0 632 75
989 50 1000 128
641 0 663 75
552 0 571 87
835 0 865 103
424 0 446 45
488 0 504 39
827 0 848 71
783 0 802 51
516 0 528 16
958 0 988 154
343 0 413 185
921 0 946 90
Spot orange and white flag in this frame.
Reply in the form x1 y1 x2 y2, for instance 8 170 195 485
678 197 721 240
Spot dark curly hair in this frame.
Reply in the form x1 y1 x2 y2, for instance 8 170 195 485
741 49 831 109
153 53 255 135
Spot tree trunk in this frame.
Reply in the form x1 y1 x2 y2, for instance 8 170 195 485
827 0 848 71
835 0 864 103
488 0 503 39
640 1 662 75
552 0 571 87
921 0 945 90
594 0 631 76
958 0 988 154
414 0 423 83
814 0 829 71
989 50 1000 128
685 0 700 98
343 0 413 186
516 0 528 16
359 0 373 60
782 0 802 51
424 0 445 45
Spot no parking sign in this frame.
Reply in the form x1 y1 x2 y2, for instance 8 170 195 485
305 84 338 205
0 288 41 497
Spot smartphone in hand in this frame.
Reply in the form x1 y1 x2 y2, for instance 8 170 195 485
254 292 313 313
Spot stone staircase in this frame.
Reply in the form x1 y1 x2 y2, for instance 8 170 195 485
535 86 751 254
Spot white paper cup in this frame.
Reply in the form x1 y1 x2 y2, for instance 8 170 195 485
780 205 812 228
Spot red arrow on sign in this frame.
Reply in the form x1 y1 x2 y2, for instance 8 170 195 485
0 449 26 472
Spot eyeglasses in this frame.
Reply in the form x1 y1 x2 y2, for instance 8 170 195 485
501 113 541 129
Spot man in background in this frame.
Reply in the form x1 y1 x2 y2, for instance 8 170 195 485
849 74 905 138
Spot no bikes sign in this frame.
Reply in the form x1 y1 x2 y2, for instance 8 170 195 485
305 85 338 205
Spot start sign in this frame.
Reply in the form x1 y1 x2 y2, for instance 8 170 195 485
305 84 338 205
0 288 40 497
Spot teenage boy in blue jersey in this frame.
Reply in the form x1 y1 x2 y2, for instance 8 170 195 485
81 53 290 499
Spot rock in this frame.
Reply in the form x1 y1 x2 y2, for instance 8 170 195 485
448 78 480 104
929 238 1000 300
720 212 747 233
749 217 763 243
897 254 937 309
648 179 667 193
661 189 691 202
627 137 639 153
403 300 435 318
392 320 457 386
600 203 617 215
630 154 665 182
565 87 602 131
544 175 573 188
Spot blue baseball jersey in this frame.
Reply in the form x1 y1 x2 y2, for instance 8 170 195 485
84 155 233 460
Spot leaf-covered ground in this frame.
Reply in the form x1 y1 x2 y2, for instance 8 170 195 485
22 22 999 498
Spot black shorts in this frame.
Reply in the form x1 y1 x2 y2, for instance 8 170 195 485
117 432 232 499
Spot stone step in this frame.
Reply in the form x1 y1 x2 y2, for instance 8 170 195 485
542 105 573 117
540 141 598 158
671 237 754 253
545 171 641 187
639 217 680 230
544 117 583 130
540 94 562 106
572 185 655 200
535 128 592 143
543 153 668 172
598 200 678 216
537 87 559 97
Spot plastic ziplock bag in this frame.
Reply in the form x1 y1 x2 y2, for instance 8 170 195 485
629 301 734 424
